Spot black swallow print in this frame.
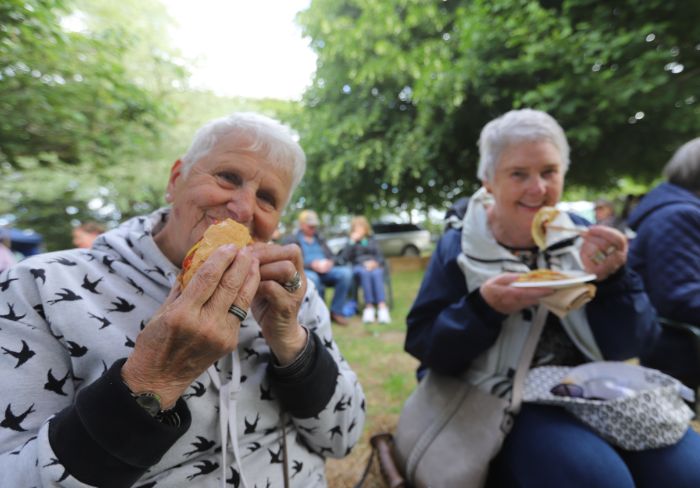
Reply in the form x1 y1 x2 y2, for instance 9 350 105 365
102 255 116 273
348 418 357 433
247 442 262 453
10 435 37 455
186 460 219 481
322 337 333 350
125 335 135 348
43 457 70 482
44 369 70 396
127 276 145 295
46 320 63 340
183 381 205 399
268 445 283 464
243 347 260 360
291 460 303 477
139 320 147 330
30 268 46 284
2 340 36 368
88 312 111 329
1 403 35 431
298 425 317 435
333 396 349 412
263 426 277 436
0 273 18 291
184 436 216 456
0 303 26 322
145 265 166 278
33 303 46 320
65 340 88 357
226 467 240 487
361 398 366 411
240 375 247 383
47 288 82 305
81 274 103 294
107 297 135 313
328 425 342 439
49 257 77 266
244 413 260 434
260 384 274 401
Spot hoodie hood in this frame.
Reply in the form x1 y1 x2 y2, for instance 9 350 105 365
627 182 700 230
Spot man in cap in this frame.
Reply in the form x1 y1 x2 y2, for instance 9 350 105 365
288 210 353 325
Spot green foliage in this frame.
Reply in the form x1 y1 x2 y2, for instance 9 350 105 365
296 0 700 215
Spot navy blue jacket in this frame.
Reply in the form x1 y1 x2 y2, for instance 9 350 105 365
405 214 660 380
628 183 700 325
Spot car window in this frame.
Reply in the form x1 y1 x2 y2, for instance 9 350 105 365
372 223 422 233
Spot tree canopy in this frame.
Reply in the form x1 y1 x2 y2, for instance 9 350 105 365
295 0 700 216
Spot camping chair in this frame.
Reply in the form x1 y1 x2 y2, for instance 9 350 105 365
348 260 394 312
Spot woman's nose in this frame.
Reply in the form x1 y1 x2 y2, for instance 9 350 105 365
226 187 255 223
528 175 547 194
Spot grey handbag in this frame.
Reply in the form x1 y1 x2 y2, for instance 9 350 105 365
394 306 548 488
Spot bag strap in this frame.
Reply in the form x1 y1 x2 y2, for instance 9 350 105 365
509 306 549 413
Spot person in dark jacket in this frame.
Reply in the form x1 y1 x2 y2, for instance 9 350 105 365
628 137 700 387
285 209 353 325
341 216 391 324
405 109 700 487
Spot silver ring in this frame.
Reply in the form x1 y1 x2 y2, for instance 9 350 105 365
604 245 617 256
228 304 247 321
591 249 606 265
282 271 302 293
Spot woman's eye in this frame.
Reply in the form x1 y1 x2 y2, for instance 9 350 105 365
257 192 277 208
216 172 241 186
511 171 528 180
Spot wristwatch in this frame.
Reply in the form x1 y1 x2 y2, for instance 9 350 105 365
130 390 181 427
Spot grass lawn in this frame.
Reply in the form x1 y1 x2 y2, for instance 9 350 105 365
325 267 423 487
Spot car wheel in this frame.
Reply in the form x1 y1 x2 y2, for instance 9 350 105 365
401 245 420 256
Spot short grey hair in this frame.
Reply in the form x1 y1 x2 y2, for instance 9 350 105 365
664 137 700 194
180 112 306 197
477 109 570 182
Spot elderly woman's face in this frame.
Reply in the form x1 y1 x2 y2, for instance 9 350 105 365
165 134 293 259
483 140 564 245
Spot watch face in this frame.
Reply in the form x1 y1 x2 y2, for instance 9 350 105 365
134 392 162 417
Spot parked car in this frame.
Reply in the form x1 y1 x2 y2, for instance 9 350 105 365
326 222 432 257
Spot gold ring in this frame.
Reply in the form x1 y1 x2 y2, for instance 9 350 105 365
592 250 606 264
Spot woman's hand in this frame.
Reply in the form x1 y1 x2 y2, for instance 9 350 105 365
363 259 379 271
580 225 628 281
122 244 260 408
480 273 555 315
249 242 308 365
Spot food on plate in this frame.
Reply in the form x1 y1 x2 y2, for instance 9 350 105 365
531 206 560 249
178 218 253 288
515 268 569 282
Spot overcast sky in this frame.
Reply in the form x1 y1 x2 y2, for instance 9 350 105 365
163 0 316 100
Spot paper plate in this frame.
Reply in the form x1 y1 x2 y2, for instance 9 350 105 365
511 271 596 288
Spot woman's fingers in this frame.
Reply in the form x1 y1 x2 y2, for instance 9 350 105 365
207 246 259 318
179 244 239 308
481 273 554 315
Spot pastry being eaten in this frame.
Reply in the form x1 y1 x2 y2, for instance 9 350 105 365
531 206 560 250
178 219 253 288
515 268 569 282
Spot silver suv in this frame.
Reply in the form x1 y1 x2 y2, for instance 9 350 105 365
371 223 432 257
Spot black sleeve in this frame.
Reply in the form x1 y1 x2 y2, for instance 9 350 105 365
268 332 339 418
48 358 191 488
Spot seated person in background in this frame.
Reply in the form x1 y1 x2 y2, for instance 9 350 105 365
405 109 700 487
0 112 365 487
594 198 631 236
340 216 391 324
628 137 700 386
286 209 353 325
71 221 106 249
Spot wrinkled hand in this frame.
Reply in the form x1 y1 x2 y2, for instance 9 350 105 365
122 244 259 408
480 273 555 315
250 242 307 365
580 225 628 281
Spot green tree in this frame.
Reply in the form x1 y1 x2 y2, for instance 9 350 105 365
296 0 700 216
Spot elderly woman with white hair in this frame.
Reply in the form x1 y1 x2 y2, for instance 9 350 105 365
0 113 365 487
405 109 700 487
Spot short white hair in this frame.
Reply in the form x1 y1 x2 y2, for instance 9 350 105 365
664 137 700 194
477 109 570 182
180 112 306 196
